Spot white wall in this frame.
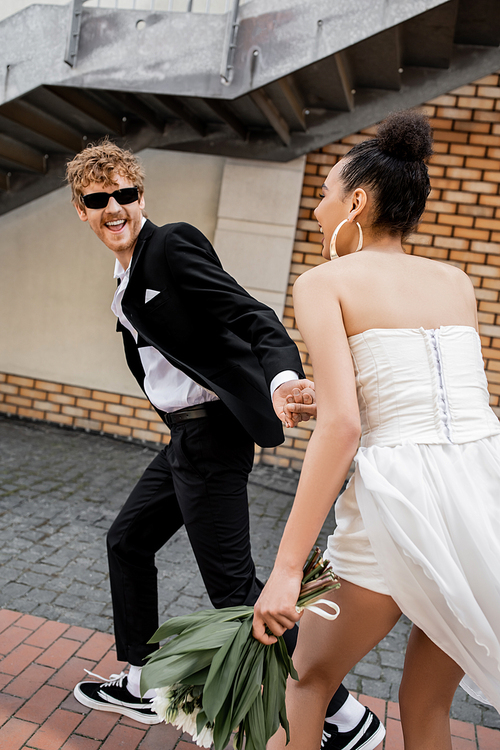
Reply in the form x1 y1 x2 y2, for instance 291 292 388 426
0 149 225 395
0 148 304 396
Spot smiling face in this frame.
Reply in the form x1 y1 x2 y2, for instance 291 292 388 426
314 160 367 260
75 172 145 270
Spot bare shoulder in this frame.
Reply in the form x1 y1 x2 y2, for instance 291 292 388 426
294 258 350 294
423 255 474 291
406 252 460 274
388 251 473 290
293 263 349 323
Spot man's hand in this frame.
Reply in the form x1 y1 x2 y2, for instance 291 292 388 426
272 379 316 428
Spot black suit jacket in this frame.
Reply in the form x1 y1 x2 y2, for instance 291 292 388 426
118 220 305 447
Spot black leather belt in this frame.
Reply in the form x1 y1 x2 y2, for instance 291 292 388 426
162 403 210 428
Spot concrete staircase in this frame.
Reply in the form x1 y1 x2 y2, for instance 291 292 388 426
0 0 499 213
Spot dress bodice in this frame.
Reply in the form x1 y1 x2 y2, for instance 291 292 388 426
348 326 500 448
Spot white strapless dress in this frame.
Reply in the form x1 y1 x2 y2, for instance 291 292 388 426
325 326 500 711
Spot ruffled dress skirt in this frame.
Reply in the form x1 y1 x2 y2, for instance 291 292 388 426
324 327 500 711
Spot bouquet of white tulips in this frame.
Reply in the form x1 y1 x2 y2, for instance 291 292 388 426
141 548 340 750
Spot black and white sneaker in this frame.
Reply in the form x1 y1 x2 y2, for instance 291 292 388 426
73 670 162 725
321 707 385 750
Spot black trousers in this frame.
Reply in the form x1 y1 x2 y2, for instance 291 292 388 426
107 400 347 712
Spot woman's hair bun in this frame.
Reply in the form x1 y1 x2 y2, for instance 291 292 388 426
377 110 433 162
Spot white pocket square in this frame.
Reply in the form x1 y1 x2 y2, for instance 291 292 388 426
145 289 161 303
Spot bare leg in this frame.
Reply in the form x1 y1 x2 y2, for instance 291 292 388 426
399 626 464 750
268 579 401 750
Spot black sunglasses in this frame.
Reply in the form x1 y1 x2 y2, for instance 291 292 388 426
82 187 139 210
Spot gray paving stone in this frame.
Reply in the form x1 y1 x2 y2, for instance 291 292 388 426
77 614 114 631
92 560 109 574
450 701 482 724
62 582 101 598
389 683 401 703
482 707 500 729
80 599 108 615
342 673 360 691
0 565 24 583
44 578 71 593
379 667 403 687
6 558 30 571
17 530 47 543
1 581 31 601
0 415 494 726
361 679 392 700
17 572 52 587
72 569 107 586
54 593 90 609
31 603 70 621
380 650 405 669
16 589 58 605
9 598 39 614
354 662 383 680
20 547 51 563
359 650 379 664
378 632 409 652
31 562 64 575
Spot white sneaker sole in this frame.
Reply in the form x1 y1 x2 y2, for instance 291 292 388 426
73 683 163 725
357 719 386 750
331 713 386 750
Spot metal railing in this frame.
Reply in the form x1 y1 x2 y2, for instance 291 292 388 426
81 0 248 12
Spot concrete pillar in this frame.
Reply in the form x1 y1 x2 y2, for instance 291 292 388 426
213 156 306 318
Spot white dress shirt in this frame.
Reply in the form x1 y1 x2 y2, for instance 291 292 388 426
111 220 298 413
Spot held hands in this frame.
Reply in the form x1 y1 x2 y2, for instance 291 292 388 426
272 379 317 428
252 566 303 645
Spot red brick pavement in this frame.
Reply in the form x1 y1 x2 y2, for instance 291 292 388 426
1 609 499 750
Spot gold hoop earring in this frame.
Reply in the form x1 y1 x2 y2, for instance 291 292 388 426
329 219 363 260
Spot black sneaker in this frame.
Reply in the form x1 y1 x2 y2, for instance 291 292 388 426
321 707 385 750
73 670 162 725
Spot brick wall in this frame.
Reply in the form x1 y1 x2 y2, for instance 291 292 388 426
0 373 170 445
259 70 500 468
3 71 500 466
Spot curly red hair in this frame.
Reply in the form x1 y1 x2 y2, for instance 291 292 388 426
66 137 145 208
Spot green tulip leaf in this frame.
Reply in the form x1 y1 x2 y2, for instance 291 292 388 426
212 691 234 750
203 616 253 721
141 649 218 692
279 703 291 744
262 643 283 739
148 606 253 643
278 634 299 681
178 665 210 686
247 690 266 750
146 621 240 663
196 709 209 734
229 639 265 730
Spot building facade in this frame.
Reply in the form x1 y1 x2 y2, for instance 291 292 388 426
2 70 500 468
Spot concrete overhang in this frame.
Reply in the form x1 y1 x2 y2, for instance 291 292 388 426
0 0 498 213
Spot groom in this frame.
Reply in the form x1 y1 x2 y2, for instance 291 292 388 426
65 140 384 750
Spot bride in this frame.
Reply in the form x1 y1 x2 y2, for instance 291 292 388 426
252 110 500 750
